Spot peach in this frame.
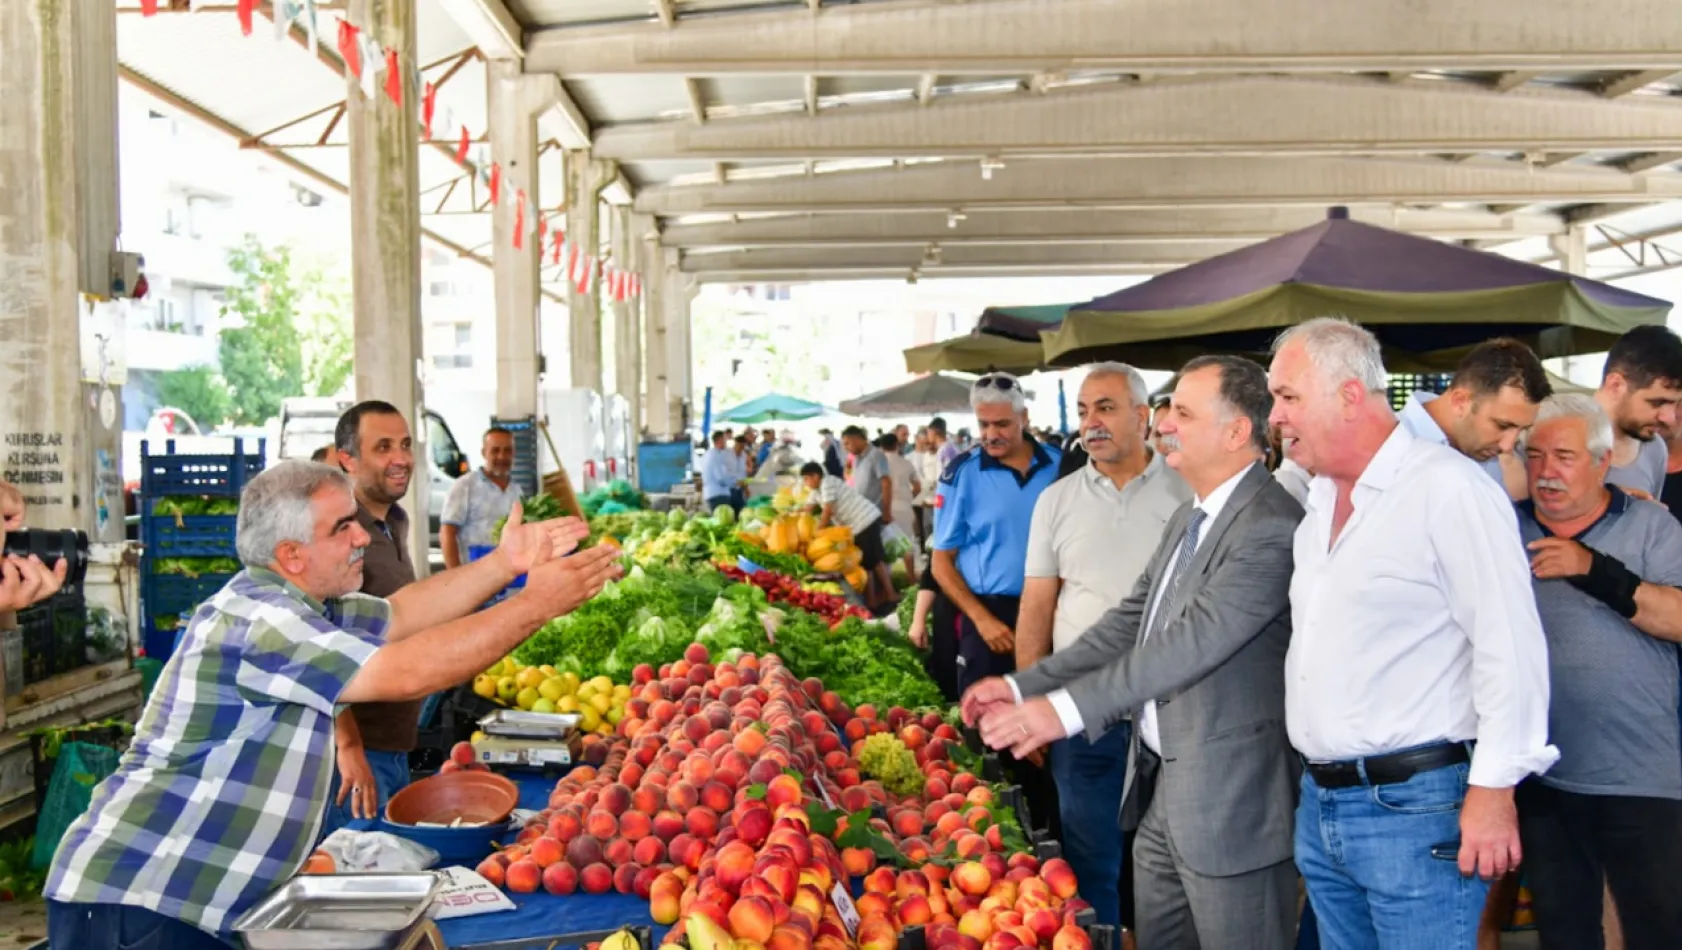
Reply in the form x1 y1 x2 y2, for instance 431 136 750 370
982 932 1024 950
749 758 784 786
895 870 931 900
901 837 932 864
856 915 898 950
793 884 826 920
769 924 813 950
980 853 1007 881
934 812 967 839
536 861 573 895
1005 867 1035 884
855 892 892 920
633 785 664 816
577 862 613 894
844 720 868 742
605 837 636 868
601 782 633 815
1040 858 1078 900
984 825 1004 852
735 806 774 847
586 809 619 840
700 780 733 813
839 786 873 814
987 880 1019 907
476 857 505 887
566 835 604 868
1051 924 1091 950
952 861 993 897
716 841 757 894
733 728 769 757
864 866 898 895
621 810 653 842
528 835 564 869
635 835 668 867
897 894 933 927
957 910 995 943
1024 907 1061 942
549 811 583 842
654 810 687 841
765 774 804 808
889 809 922 839
668 781 701 812
954 833 989 860
799 865 835 895
687 806 721 840
615 862 643 894
506 858 542 894
1007 853 1039 873
685 643 710 664
730 896 778 944
652 885 684 924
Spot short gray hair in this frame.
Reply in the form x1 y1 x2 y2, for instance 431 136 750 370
236 461 354 568
1273 316 1388 394
971 373 1027 412
1180 354 1274 452
1529 392 1615 460
1081 362 1150 409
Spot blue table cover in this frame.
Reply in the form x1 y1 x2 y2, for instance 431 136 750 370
436 773 670 949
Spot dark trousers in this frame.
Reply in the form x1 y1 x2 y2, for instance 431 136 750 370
921 571 960 702
1050 724 1132 928
1516 779 1682 950
48 900 236 949
954 594 1020 695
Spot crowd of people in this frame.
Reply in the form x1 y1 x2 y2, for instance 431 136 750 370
926 319 1682 950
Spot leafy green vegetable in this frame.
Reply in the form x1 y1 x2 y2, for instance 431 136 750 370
152 557 239 577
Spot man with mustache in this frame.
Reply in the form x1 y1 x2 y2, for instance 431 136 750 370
1592 325 1682 501
322 400 425 833
1399 339 1552 500
1510 393 1682 949
1013 363 1190 929
44 461 621 948
440 427 520 570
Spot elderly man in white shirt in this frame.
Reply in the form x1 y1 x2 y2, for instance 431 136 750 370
1268 317 1557 950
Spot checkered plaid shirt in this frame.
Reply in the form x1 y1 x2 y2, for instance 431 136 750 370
45 568 389 936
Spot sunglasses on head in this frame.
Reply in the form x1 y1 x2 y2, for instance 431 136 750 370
975 375 1020 392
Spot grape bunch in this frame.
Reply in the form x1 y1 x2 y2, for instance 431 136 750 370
855 733 924 798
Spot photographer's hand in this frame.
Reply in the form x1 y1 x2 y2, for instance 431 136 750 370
0 555 67 612
0 482 23 532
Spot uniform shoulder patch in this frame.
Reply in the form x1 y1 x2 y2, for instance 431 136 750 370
939 448 977 486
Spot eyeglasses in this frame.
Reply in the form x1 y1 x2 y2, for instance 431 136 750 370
974 375 1020 392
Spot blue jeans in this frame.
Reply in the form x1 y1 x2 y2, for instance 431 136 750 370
1295 759 1489 950
320 748 411 837
1050 724 1130 928
47 900 235 949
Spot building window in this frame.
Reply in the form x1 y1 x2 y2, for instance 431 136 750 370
454 323 472 348
429 281 453 297
432 354 473 369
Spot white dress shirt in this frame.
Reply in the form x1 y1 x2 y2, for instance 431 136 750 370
1285 423 1558 789
1007 462 1256 746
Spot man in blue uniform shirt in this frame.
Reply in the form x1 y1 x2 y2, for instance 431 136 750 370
931 373 1062 694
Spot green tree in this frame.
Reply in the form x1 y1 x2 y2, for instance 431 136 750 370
216 236 351 424
155 364 231 431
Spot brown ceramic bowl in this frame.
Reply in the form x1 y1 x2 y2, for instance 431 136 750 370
385 770 519 826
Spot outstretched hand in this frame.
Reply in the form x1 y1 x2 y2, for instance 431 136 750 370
498 501 590 576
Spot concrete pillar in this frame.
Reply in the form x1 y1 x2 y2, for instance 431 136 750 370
565 151 612 392
1549 224 1589 276
0 1 121 538
642 248 672 438
347 0 429 574
611 207 644 434
643 252 696 438
487 60 547 421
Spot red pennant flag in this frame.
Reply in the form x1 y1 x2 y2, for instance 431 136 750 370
337 21 362 78
140 0 159 15
454 125 470 164
384 49 403 105
551 230 564 265
538 215 549 247
238 0 256 35
513 191 526 249
422 82 437 138
488 164 501 204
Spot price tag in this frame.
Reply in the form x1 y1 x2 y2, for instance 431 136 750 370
814 779 837 810
429 867 517 920
830 883 861 937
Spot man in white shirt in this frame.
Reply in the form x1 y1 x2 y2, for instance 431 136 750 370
963 356 1303 950
439 427 521 569
700 431 739 511
1398 338 1551 500
1013 362 1191 930
1268 317 1557 950
1593 325 1682 500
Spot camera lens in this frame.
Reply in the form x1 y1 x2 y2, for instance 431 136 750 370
1 529 90 587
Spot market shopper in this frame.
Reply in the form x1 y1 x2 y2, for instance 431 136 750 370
1011 362 1190 930
1268 318 1556 950
440 427 521 569
1594 324 1682 499
878 432 922 582
1398 338 1551 498
322 401 424 834
1512 394 1682 950
800 463 894 610
965 356 1301 950
845 425 892 514
44 461 621 949
701 431 739 511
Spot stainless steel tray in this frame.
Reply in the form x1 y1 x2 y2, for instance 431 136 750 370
232 872 443 950
478 708 580 739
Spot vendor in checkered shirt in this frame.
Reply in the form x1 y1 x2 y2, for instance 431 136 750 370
43 461 622 949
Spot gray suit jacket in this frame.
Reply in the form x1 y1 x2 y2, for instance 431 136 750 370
1013 463 1302 878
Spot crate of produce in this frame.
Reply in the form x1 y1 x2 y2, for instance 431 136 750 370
141 566 235 662
139 437 266 498
13 587 87 686
144 513 240 558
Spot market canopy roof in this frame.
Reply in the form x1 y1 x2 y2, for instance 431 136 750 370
975 304 1074 341
904 331 1046 376
715 393 828 424
839 374 980 417
1044 210 1672 372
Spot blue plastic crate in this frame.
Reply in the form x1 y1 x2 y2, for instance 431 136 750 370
143 515 239 558
140 437 266 498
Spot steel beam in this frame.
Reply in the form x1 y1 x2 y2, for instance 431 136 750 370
592 75 1682 162
680 243 1244 274
659 206 1566 249
634 156 1682 216
436 0 524 60
524 0 1682 76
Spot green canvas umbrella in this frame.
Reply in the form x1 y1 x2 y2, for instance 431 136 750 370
1044 208 1671 372
902 301 1078 374
714 393 827 424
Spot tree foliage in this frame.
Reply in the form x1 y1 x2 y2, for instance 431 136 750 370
155 365 231 432
215 236 350 424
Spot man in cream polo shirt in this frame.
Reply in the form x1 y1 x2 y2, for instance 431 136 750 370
1016 362 1190 929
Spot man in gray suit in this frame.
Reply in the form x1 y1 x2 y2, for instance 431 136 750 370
962 354 1302 950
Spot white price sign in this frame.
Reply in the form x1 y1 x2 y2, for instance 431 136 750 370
831 883 861 937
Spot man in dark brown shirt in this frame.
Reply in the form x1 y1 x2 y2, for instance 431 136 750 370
322 400 422 833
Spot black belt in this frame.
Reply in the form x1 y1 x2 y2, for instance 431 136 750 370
1303 741 1470 789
